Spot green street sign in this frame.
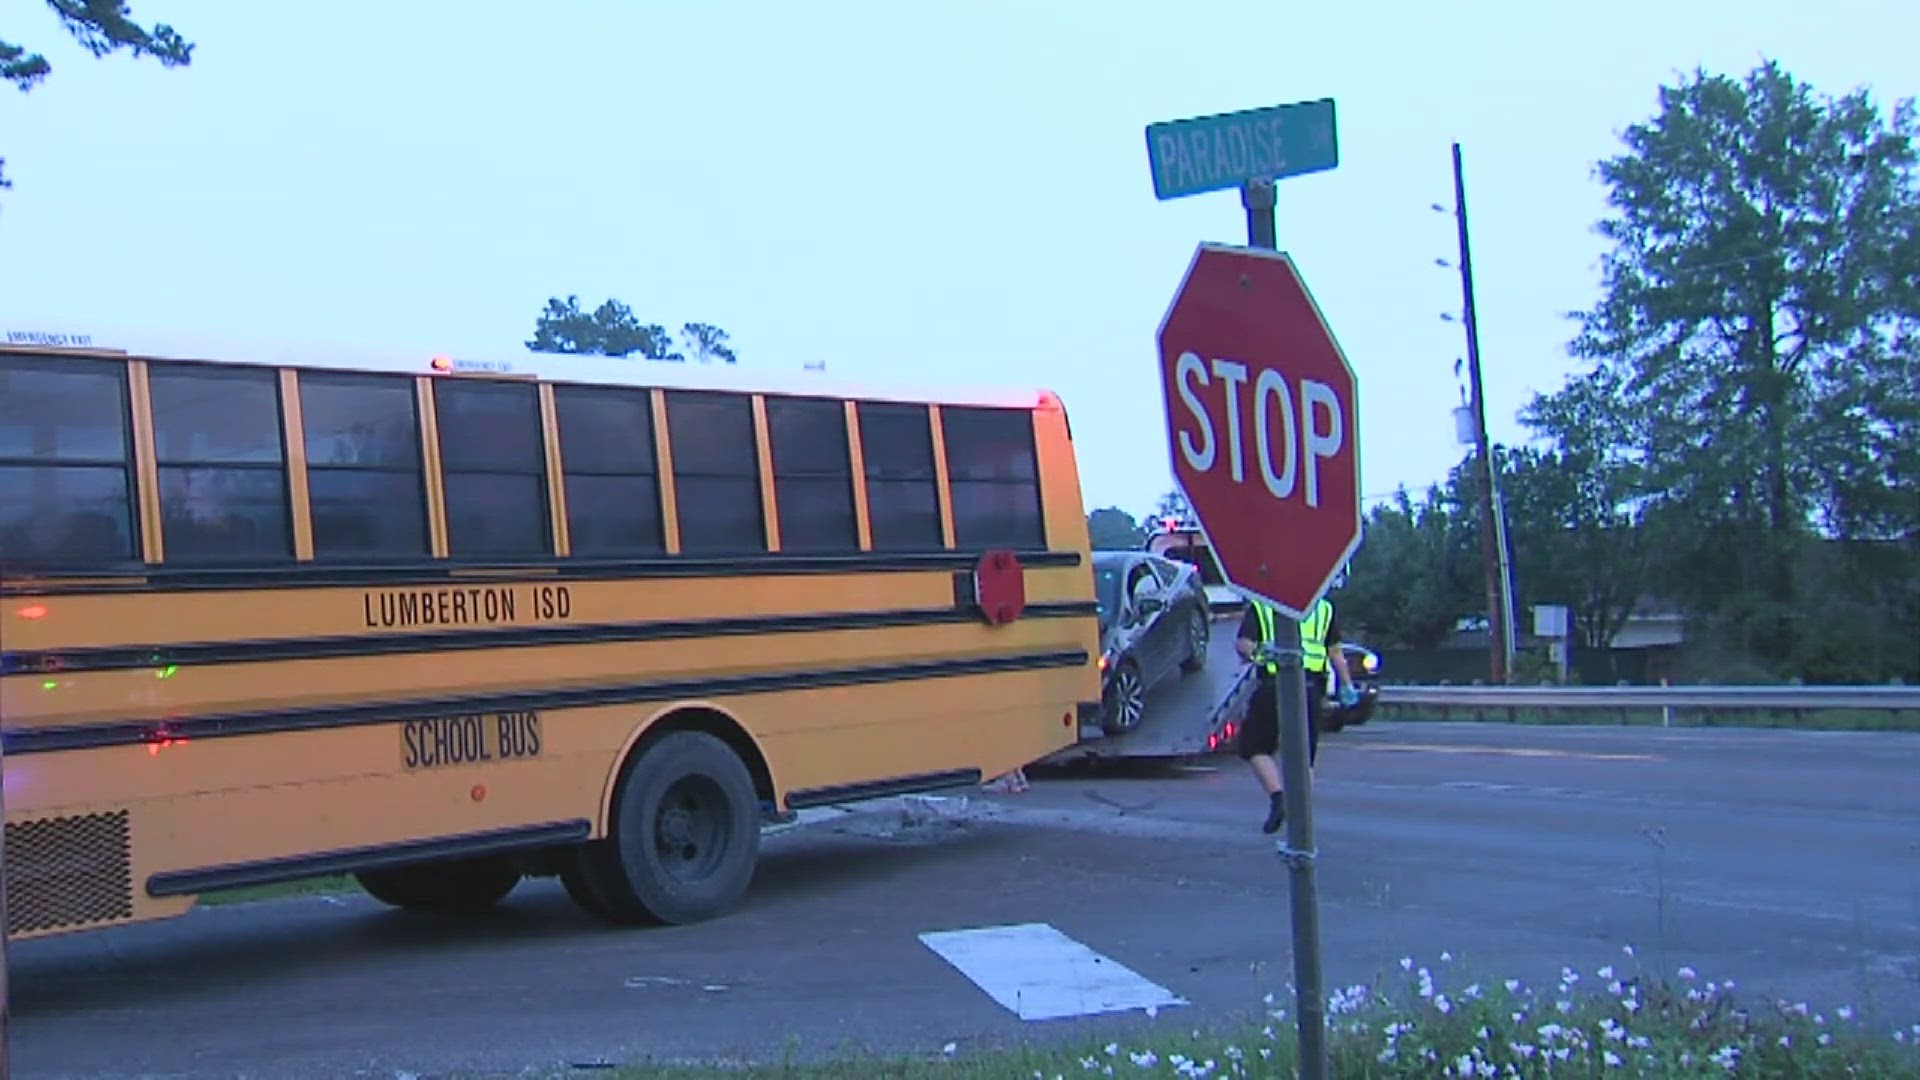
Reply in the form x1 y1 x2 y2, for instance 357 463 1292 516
1145 98 1339 201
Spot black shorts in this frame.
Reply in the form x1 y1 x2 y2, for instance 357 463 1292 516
1236 671 1326 764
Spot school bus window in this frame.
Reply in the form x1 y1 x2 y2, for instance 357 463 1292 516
0 356 139 565
434 379 552 559
939 404 1045 549
554 384 665 556
766 395 858 552
664 389 764 554
299 371 431 560
854 401 943 552
148 362 294 563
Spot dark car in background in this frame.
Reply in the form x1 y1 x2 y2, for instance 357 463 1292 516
1321 642 1381 732
1092 550 1213 735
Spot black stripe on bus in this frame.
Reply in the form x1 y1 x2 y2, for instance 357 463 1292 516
785 768 984 809
0 548 1083 597
145 819 593 899
1 600 1099 676
4 648 1090 756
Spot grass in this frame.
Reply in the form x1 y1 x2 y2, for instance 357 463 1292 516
550 950 1919 1078
195 873 360 906
1372 702 1920 732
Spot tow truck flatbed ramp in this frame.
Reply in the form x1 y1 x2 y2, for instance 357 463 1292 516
1040 615 1254 764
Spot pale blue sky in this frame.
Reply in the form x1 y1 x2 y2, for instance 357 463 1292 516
2 1 1913 521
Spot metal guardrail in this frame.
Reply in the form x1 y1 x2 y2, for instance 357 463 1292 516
1379 684 1920 711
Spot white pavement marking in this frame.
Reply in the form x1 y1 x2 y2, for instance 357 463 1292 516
918 922 1189 1022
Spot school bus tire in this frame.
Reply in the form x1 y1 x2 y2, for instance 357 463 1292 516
574 729 761 926
354 856 522 914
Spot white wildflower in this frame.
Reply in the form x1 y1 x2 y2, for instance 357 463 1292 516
1258 1048 1271 1061
1441 951 1454 962
1400 956 1414 971
1557 999 1573 1015
1709 1045 1740 1069
1603 1050 1622 1068
1224 1046 1243 1062
1144 1006 1158 1019
942 1043 957 1056
1628 1035 1651 1049
1838 1005 1854 1021
1082 1056 1100 1070
1504 979 1522 993
1465 983 1483 999
1377 1048 1397 1065
1476 1025 1491 1040
1511 1012 1525 1025
1678 966 1697 980
1129 1050 1158 1067
1818 1033 1832 1046
1609 980 1624 995
1599 965 1615 980
1434 994 1454 1015
1456 1054 1474 1075
1778 1036 1791 1048
1623 944 1635 957
1511 1042 1536 1059
1624 997 1641 1014
1105 1044 1119 1056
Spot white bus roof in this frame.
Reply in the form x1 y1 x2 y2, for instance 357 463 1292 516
0 324 1058 411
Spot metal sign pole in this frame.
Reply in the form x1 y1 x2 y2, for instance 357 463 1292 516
1240 177 1329 1080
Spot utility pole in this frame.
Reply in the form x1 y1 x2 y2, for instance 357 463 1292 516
1448 141 1516 684
1 731 11 1080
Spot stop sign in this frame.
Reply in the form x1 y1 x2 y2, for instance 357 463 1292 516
1156 242 1362 620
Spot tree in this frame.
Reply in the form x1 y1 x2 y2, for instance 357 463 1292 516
680 322 737 364
1148 490 1193 528
1338 485 1481 650
1529 59 1920 676
3 2 192 191
1485 444 1647 650
1086 507 1144 549
527 296 682 360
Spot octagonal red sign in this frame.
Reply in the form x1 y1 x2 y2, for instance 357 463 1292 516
1155 242 1362 620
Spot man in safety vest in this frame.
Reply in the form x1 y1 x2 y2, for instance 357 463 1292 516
1234 593 1356 833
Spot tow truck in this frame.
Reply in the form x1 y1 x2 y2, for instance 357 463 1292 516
1038 516 1377 765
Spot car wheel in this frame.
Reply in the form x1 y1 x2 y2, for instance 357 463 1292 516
1179 610 1209 673
1101 660 1146 736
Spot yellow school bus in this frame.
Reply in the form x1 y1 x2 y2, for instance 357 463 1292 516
0 328 1100 940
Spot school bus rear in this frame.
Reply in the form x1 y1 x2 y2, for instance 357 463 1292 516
0 333 1100 940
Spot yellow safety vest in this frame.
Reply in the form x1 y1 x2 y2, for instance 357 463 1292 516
1252 599 1333 675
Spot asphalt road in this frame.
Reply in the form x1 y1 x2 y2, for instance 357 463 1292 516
13 721 1920 1079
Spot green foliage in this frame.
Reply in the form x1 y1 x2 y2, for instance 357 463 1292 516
528 296 682 360
1524 58 1920 681
526 298 742 364
2 1 192 190
1087 506 1144 549
679 322 738 364
1340 486 1480 650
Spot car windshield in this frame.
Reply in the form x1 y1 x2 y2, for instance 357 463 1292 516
1093 562 1126 627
